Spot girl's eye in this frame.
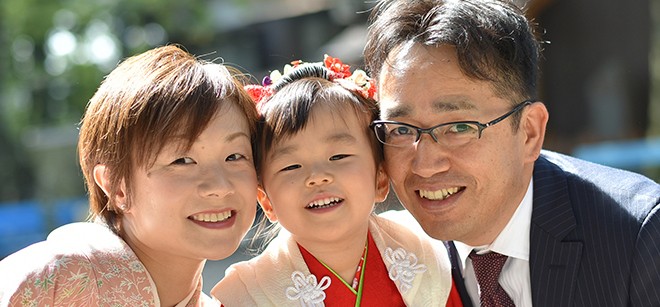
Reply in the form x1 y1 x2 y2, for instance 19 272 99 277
330 154 350 161
226 153 247 162
172 157 195 165
280 164 301 172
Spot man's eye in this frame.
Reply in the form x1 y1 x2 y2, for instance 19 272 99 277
172 157 195 165
391 125 414 136
226 153 247 162
280 164 301 172
330 154 350 161
447 123 478 134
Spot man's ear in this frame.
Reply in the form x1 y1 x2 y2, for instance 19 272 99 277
93 164 128 211
257 186 277 222
374 165 390 203
521 102 548 163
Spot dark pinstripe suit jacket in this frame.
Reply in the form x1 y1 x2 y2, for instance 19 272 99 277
448 150 660 307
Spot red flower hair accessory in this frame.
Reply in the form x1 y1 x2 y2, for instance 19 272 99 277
245 54 376 109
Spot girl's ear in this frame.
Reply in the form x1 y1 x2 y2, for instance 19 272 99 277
374 165 390 203
257 186 277 222
93 164 128 212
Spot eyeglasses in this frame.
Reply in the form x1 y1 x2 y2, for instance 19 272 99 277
371 100 534 147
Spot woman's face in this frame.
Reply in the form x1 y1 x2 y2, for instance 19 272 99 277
121 102 257 263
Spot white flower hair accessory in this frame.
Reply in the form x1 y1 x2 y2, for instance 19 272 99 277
245 54 376 108
384 247 427 293
285 271 332 307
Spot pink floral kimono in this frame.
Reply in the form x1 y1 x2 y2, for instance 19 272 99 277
0 221 216 306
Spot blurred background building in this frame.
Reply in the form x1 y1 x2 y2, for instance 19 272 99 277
1 0 659 293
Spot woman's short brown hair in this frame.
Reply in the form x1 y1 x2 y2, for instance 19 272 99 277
78 45 258 234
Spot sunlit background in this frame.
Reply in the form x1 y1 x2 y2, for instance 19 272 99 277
1 0 659 293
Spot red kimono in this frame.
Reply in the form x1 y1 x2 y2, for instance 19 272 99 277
213 215 455 306
300 232 406 306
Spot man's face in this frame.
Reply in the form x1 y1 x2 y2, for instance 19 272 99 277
377 43 541 245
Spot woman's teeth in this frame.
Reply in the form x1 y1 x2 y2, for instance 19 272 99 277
190 211 232 222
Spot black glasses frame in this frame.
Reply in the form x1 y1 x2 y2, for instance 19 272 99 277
371 99 535 146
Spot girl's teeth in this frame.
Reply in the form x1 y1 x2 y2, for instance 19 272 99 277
307 197 342 209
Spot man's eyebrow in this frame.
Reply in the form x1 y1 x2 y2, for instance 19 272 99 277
431 100 476 112
384 104 412 118
384 99 476 118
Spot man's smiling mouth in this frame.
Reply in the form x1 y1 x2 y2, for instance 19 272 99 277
418 187 462 200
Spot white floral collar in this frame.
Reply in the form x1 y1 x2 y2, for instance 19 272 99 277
284 246 426 306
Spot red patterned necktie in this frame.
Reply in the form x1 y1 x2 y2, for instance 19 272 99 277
469 251 515 307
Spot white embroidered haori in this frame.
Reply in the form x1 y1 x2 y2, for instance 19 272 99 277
212 215 451 306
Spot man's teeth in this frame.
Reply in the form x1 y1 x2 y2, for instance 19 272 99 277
307 197 341 209
191 211 232 222
419 187 460 200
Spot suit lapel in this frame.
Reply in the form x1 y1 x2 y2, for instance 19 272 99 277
445 241 474 307
529 156 583 307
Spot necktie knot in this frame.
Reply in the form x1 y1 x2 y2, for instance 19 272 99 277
469 251 515 307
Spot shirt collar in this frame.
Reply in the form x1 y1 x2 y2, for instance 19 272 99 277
455 177 534 268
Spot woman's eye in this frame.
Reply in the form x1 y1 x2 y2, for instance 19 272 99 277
226 153 247 162
330 154 350 161
280 164 301 172
172 157 195 165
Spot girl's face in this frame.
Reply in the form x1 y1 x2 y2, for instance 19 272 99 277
259 103 388 249
121 102 257 263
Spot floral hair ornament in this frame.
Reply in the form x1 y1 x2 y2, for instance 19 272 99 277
245 54 376 110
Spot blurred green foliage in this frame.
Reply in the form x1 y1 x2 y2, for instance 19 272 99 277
0 0 242 202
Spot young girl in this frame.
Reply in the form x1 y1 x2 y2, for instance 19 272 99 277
212 56 458 306
0 45 259 306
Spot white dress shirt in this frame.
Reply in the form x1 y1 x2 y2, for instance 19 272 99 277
454 179 534 307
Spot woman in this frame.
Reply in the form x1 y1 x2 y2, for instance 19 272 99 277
0 45 259 306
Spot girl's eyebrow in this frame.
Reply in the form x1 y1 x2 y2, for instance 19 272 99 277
223 131 250 142
325 132 357 145
268 143 298 162
269 133 356 161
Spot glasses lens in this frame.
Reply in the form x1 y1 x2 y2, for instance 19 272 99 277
374 121 482 147
374 123 416 147
436 123 481 146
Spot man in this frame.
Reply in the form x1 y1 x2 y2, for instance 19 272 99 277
364 0 660 306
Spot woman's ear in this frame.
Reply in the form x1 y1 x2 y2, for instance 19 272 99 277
521 102 549 163
93 164 128 211
374 165 390 203
257 186 277 222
